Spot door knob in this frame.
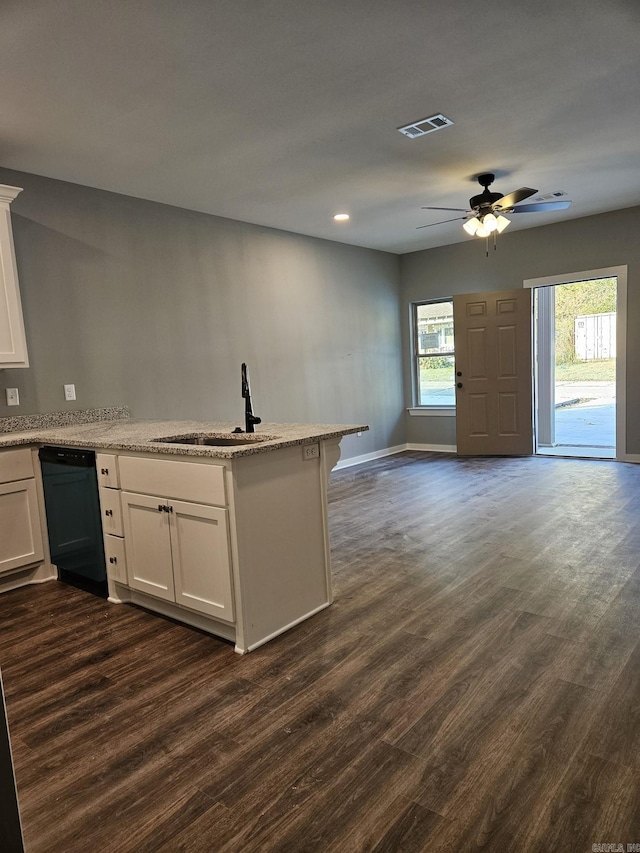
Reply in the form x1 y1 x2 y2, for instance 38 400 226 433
456 382 463 388
456 371 462 377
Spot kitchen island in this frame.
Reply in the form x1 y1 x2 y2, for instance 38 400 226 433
0 417 367 653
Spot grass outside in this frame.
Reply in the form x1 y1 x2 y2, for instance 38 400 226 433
420 367 454 383
555 359 615 382
420 359 615 387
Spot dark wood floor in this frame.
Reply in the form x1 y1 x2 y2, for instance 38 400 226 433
3 451 640 852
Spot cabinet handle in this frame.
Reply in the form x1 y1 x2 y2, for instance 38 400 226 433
158 504 165 512
105 509 113 516
101 468 109 475
109 556 117 564
168 505 174 513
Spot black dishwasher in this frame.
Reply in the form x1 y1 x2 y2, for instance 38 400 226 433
39 446 107 598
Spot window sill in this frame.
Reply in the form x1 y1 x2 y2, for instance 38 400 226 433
407 407 456 417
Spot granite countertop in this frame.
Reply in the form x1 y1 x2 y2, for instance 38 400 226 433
0 418 368 458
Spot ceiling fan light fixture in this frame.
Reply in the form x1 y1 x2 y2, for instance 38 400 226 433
483 213 499 234
462 212 510 240
422 174 567 252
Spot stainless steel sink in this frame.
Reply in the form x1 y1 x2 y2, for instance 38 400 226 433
152 433 278 447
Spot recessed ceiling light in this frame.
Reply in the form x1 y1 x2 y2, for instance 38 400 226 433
333 213 350 222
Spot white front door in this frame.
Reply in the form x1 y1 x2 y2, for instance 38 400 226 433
454 288 533 456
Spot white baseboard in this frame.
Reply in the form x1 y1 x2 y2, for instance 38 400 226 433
0 563 56 595
338 443 638 468
336 442 457 469
407 442 457 453
335 444 407 469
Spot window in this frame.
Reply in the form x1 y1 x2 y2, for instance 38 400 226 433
413 300 455 406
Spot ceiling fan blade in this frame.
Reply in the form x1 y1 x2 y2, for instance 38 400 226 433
416 215 468 229
421 206 469 212
507 201 572 213
494 187 538 209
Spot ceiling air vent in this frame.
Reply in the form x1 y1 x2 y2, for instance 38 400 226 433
397 114 454 139
534 191 568 201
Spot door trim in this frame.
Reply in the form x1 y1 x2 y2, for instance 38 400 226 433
523 266 627 461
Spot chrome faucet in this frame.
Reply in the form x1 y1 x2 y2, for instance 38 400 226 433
241 362 261 433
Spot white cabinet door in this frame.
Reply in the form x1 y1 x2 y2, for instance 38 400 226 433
170 500 234 622
121 491 174 602
0 185 28 369
0 479 44 574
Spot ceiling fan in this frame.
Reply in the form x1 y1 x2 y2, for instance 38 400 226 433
418 173 571 245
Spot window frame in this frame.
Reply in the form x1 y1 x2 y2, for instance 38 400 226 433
411 298 456 411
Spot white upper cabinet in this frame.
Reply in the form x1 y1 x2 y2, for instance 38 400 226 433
0 185 28 369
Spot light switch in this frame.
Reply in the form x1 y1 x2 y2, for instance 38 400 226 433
5 388 19 406
64 384 76 401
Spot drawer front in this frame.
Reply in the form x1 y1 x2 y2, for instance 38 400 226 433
119 456 226 506
104 534 127 585
99 487 123 536
0 447 34 484
97 453 119 488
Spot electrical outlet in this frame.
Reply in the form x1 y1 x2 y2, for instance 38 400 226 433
64 384 76 401
302 443 320 461
5 388 19 406
357 431 362 437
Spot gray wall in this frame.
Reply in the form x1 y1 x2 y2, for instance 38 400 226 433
400 206 640 454
0 168 404 460
4 164 637 461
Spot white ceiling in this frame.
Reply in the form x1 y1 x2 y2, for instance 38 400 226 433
1 0 639 254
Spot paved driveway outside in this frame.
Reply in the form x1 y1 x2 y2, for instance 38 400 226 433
553 381 615 447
